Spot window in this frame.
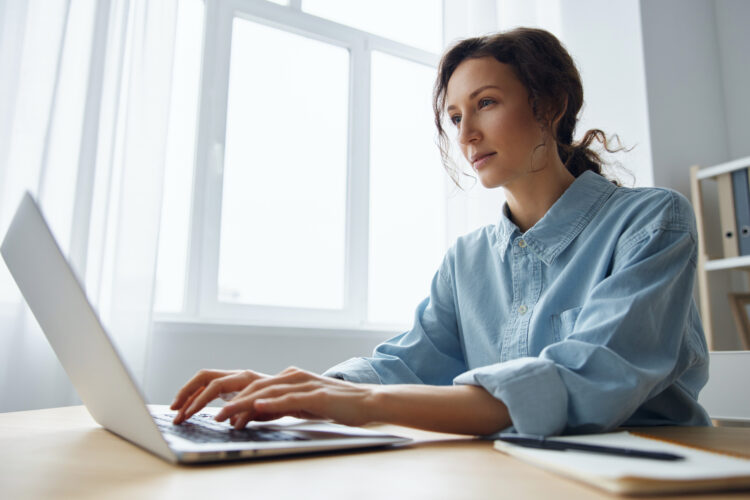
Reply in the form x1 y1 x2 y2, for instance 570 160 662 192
155 0 449 329
368 51 446 325
218 18 349 310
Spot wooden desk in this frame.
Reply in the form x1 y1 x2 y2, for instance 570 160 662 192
2 406 750 499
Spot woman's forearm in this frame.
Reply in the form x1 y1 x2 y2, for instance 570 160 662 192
367 384 511 435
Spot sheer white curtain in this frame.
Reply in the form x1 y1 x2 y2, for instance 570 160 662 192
0 0 178 412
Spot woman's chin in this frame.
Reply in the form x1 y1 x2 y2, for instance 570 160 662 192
476 171 505 190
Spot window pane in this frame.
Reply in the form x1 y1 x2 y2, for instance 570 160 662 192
154 0 204 313
368 51 446 325
218 19 349 310
302 0 442 53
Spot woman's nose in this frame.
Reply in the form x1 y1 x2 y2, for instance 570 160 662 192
457 116 480 145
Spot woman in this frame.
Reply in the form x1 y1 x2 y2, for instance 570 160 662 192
171 28 710 436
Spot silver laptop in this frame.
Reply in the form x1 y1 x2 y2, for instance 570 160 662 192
1 192 410 464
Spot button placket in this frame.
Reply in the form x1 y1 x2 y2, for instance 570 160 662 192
500 241 523 362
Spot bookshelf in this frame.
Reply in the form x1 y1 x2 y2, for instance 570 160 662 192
690 155 750 350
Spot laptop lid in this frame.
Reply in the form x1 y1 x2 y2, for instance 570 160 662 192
1 193 176 462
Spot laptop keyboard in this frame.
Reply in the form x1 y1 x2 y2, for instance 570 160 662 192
153 413 309 443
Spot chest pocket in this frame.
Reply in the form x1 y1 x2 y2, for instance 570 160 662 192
551 306 583 343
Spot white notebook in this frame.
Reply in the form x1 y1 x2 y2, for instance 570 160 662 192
494 431 750 495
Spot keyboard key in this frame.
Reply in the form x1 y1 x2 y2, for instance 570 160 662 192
153 413 308 443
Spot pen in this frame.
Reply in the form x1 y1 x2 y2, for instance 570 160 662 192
496 434 685 461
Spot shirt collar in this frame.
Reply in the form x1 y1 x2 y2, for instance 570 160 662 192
494 170 617 265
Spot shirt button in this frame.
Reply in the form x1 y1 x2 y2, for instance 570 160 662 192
518 239 527 248
518 304 528 314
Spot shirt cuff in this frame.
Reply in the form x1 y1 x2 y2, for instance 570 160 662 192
322 357 382 384
453 357 568 436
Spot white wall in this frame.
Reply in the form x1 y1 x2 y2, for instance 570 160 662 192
146 322 389 403
641 0 729 196
714 0 750 160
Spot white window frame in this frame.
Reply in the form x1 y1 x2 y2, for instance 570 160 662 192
179 0 442 329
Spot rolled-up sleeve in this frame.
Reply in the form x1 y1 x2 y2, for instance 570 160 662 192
455 217 704 436
323 357 382 383
324 254 467 385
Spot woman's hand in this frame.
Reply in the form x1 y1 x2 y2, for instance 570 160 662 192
213 367 379 429
170 368 270 424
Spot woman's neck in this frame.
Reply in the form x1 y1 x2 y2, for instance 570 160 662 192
503 160 576 233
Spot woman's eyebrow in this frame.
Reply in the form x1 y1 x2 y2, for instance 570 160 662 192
446 85 502 112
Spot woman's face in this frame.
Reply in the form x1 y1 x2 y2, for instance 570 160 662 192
444 56 545 189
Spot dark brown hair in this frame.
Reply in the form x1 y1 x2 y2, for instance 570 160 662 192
433 27 625 185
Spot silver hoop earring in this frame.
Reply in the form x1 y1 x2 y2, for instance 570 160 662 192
528 137 547 174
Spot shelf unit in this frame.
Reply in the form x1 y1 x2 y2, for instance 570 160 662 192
690 155 750 349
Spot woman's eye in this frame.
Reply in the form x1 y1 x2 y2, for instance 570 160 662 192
479 98 494 108
450 115 462 126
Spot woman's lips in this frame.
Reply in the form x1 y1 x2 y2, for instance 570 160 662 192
472 152 496 170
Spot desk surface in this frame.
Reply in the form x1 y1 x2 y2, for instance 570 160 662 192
2 406 750 500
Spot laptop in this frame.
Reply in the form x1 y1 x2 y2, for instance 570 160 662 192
0 192 410 464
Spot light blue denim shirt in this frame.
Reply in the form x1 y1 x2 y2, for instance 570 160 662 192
324 170 711 436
